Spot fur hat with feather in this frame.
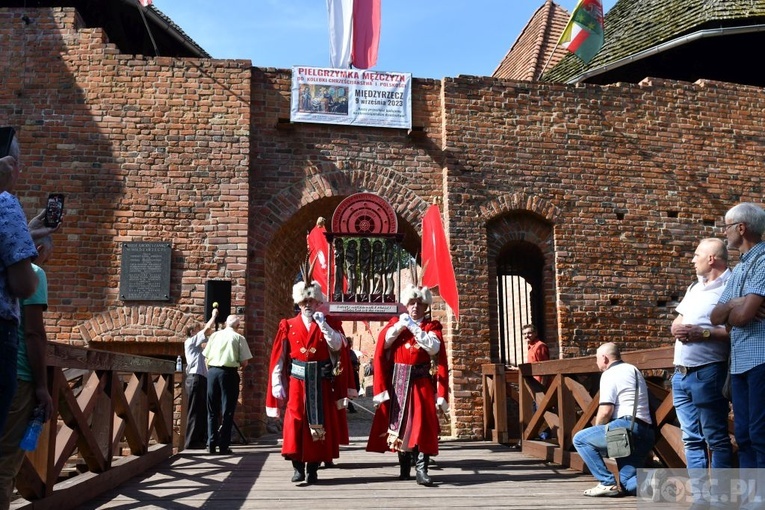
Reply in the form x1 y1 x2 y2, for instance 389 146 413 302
400 284 432 306
293 255 325 305
400 256 432 305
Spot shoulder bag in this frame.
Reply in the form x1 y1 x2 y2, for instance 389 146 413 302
605 369 639 459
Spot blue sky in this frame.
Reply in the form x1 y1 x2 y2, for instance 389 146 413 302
155 1 617 79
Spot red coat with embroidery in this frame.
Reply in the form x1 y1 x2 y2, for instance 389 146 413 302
365 316 448 455
266 315 345 463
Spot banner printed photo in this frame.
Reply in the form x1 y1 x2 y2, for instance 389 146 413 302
291 66 412 129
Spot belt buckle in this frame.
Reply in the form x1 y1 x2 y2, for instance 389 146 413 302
677 365 688 376
291 362 306 379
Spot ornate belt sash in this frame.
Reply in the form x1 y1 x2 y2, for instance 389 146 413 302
386 362 429 451
290 359 333 441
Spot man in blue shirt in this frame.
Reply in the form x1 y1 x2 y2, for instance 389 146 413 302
711 203 765 472
0 137 39 435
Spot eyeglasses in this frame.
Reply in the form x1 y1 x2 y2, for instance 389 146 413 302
721 222 743 232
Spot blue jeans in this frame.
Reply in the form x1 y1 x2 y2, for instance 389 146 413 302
0 322 19 436
573 417 655 494
672 362 733 469
207 366 240 451
731 362 765 468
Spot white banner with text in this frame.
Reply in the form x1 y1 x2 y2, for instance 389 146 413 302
290 66 412 129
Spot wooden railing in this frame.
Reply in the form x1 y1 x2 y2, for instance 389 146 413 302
482 346 717 471
13 343 177 510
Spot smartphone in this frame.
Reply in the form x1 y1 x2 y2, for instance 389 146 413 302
44 193 65 228
0 127 15 158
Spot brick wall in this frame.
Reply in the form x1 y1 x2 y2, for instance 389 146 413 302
247 68 445 434
0 7 254 426
3 7 765 439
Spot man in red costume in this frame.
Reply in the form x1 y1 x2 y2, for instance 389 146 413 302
266 280 346 484
366 284 449 486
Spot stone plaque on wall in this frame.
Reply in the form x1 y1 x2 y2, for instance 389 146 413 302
119 242 172 301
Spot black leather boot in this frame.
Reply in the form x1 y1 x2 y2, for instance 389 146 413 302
415 451 434 486
306 462 320 484
398 451 412 480
291 460 305 482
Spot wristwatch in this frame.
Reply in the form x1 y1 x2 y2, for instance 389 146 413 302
702 329 711 339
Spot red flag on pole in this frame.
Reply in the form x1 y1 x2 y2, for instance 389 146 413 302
350 0 381 69
307 221 329 295
421 205 459 319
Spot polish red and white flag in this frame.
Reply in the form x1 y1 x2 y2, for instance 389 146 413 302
350 0 381 69
327 0 381 69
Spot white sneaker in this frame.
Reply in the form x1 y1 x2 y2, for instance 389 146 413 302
583 483 621 497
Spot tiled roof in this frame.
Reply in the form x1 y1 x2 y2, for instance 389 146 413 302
148 4 211 58
493 0 571 81
543 0 765 83
2 0 210 58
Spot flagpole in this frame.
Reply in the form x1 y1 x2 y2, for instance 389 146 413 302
536 42 561 81
536 1 576 82
136 0 160 57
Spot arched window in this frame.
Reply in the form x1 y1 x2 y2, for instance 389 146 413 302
496 241 545 366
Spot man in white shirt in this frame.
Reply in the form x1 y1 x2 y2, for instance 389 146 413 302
672 239 732 474
573 342 654 497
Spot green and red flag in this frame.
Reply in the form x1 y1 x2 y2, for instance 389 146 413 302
558 0 604 64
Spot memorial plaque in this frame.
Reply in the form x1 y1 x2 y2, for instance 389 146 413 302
119 242 172 301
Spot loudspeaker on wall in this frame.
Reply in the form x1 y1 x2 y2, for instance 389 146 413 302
205 280 231 323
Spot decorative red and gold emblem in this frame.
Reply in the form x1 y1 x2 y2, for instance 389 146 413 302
331 192 398 235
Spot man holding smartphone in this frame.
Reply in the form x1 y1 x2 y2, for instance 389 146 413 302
0 132 39 435
0 235 55 508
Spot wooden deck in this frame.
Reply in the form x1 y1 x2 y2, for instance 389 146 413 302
8 373 662 510
23 439 639 510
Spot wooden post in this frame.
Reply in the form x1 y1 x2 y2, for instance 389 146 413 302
518 370 533 443
481 364 508 443
559 375 578 451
